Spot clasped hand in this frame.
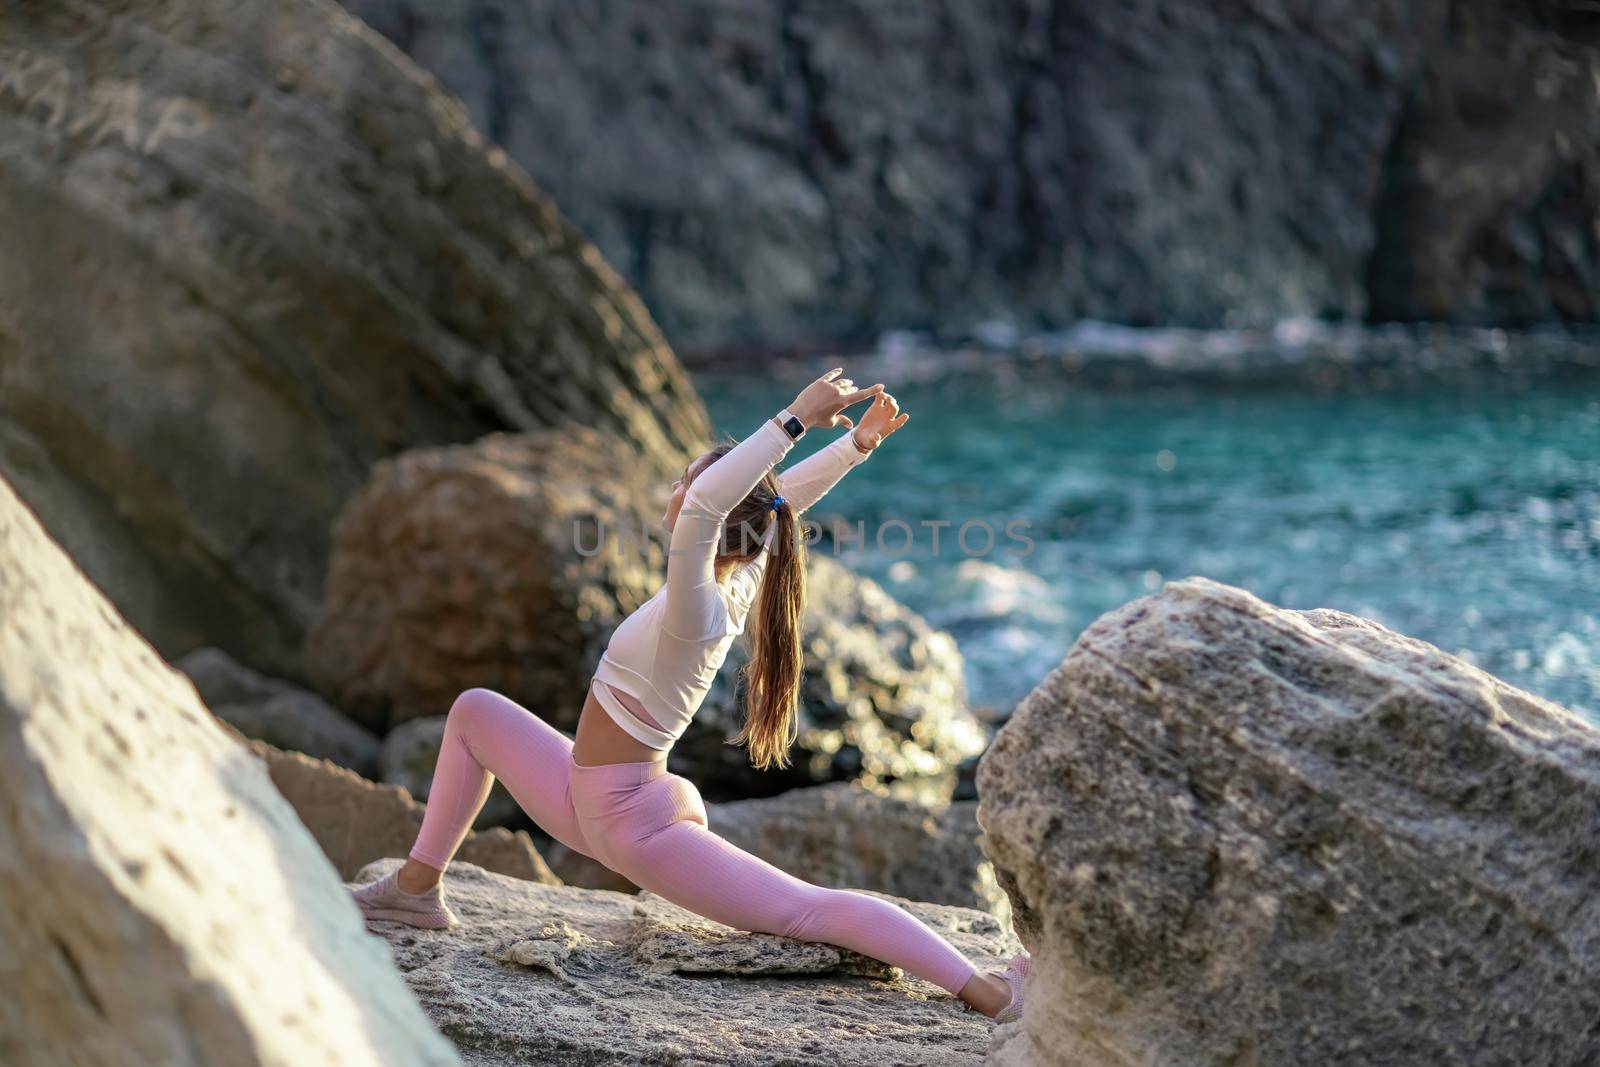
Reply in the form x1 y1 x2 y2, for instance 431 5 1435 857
788 367 910 452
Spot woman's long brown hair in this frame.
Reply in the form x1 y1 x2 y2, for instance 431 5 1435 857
702 439 806 770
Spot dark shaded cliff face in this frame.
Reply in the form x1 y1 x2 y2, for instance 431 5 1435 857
1365 2 1600 325
341 0 1599 353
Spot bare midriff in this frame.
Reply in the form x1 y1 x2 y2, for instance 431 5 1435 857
572 681 670 768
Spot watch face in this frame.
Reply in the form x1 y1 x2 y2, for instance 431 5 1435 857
783 415 805 438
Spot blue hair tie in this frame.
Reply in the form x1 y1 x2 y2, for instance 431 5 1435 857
771 495 786 512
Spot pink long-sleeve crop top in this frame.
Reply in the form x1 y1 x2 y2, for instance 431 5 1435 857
590 414 871 750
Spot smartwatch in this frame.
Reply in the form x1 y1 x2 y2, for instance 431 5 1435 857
776 407 806 440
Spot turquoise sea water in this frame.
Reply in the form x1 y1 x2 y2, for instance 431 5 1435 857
694 357 1600 724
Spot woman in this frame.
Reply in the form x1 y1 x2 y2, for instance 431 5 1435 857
352 367 1029 1022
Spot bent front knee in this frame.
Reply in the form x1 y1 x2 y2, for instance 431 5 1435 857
443 688 509 747
448 687 501 722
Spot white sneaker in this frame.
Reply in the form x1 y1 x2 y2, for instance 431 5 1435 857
351 870 459 929
992 952 1030 1023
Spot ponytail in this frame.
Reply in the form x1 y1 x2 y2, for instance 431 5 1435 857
700 439 806 770
730 489 806 770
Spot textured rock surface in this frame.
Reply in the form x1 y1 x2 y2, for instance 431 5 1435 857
0 0 708 684
343 0 1600 352
177 645 381 776
0 474 458 1066
379 715 520 828
253 739 557 885
356 858 1018 1065
977 577 1600 1066
310 428 984 799
621 892 897 981
307 426 666 732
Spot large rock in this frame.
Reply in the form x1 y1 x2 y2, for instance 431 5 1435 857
177 645 382 776
306 426 665 732
341 0 1599 351
977 577 1600 1066
309 427 985 799
253 739 557 885
355 858 1019 1065
0 474 458 1065
0 0 708 684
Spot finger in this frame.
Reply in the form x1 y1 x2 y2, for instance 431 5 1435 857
839 383 884 405
835 414 854 429
893 412 909 428
822 367 843 382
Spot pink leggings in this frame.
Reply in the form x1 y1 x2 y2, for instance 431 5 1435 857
410 687 979 995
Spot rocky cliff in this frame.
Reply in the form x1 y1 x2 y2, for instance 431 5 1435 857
978 577 1600 1066
342 0 1600 352
0 0 709 685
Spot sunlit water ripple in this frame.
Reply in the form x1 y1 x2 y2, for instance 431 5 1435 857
695 352 1600 725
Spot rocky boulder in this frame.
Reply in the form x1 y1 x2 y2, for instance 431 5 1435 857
253 739 557 884
177 645 381 776
978 577 1600 1066
306 426 666 733
356 858 1019 1065
0 474 458 1065
308 427 984 799
0 0 708 684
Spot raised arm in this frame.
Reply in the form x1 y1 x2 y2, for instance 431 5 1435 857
663 416 794 639
777 429 872 515
663 369 884 639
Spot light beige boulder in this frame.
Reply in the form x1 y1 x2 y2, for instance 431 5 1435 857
978 577 1600 1066
0 474 458 1066
357 858 1020 1065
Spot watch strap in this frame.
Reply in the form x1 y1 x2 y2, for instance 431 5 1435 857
776 407 806 440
